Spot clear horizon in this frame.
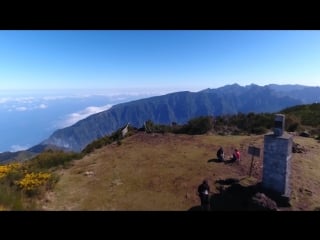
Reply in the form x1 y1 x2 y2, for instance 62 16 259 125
1 30 320 92
0 82 318 98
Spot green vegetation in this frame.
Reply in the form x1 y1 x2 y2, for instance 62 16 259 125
143 116 215 135
140 114 274 135
176 116 214 134
213 113 274 135
281 103 320 127
82 125 137 154
26 150 82 171
144 120 172 134
281 103 320 137
0 150 82 210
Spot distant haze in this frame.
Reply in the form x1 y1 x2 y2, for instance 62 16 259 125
0 89 162 152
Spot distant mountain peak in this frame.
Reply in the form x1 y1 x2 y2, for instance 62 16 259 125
246 83 260 87
219 83 243 90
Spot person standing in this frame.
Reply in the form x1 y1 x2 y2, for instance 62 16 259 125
197 179 210 211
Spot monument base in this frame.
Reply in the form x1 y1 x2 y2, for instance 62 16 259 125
262 132 292 198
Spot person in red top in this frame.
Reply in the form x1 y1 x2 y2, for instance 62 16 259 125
231 149 240 162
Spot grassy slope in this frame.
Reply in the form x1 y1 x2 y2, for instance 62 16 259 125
40 132 320 211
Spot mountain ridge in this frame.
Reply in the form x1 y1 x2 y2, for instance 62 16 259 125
3 83 320 156
42 84 305 152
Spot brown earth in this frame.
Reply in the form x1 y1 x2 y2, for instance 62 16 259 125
39 132 320 211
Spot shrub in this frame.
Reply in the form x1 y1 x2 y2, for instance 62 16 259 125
251 127 268 135
214 113 274 135
0 183 24 210
0 163 21 180
26 151 82 171
16 172 52 197
176 116 214 135
82 125 133 154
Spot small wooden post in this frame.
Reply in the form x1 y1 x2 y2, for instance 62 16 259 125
248 146 260 177
249 154 255 177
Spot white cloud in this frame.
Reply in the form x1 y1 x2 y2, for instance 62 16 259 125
10 144 29 152
18 97 35 104
16 106 28 111
7 103 48 112
0 98 9 104
57 104 112 128
38 103 47 109
42 95 70 100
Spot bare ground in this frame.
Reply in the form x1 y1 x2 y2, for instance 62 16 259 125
39 132 320 211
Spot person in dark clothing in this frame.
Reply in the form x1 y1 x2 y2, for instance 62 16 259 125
217 147 224 162
198 179 210 211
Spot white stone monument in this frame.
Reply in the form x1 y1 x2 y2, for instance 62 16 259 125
262 114 292 197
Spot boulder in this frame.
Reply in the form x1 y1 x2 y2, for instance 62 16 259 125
250 192 278 211
292 142 306 153
300 131 310 137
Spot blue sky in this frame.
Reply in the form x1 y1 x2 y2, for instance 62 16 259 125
1 30 320 93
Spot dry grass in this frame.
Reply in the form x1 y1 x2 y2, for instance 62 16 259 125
289 137 320 210
40 132 320 211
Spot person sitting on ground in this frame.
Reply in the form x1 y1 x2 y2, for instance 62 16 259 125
231 149 240 162
197 179 210 211
217 147 224 162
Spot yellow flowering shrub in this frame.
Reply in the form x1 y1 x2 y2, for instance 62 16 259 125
17 172 52 191
0 163 21 179
0 205 8 211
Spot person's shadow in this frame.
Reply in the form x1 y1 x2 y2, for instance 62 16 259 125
188 178 286 211
188 205 204 211
215 178 239 185
207 158 223 163
224 158 236 164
